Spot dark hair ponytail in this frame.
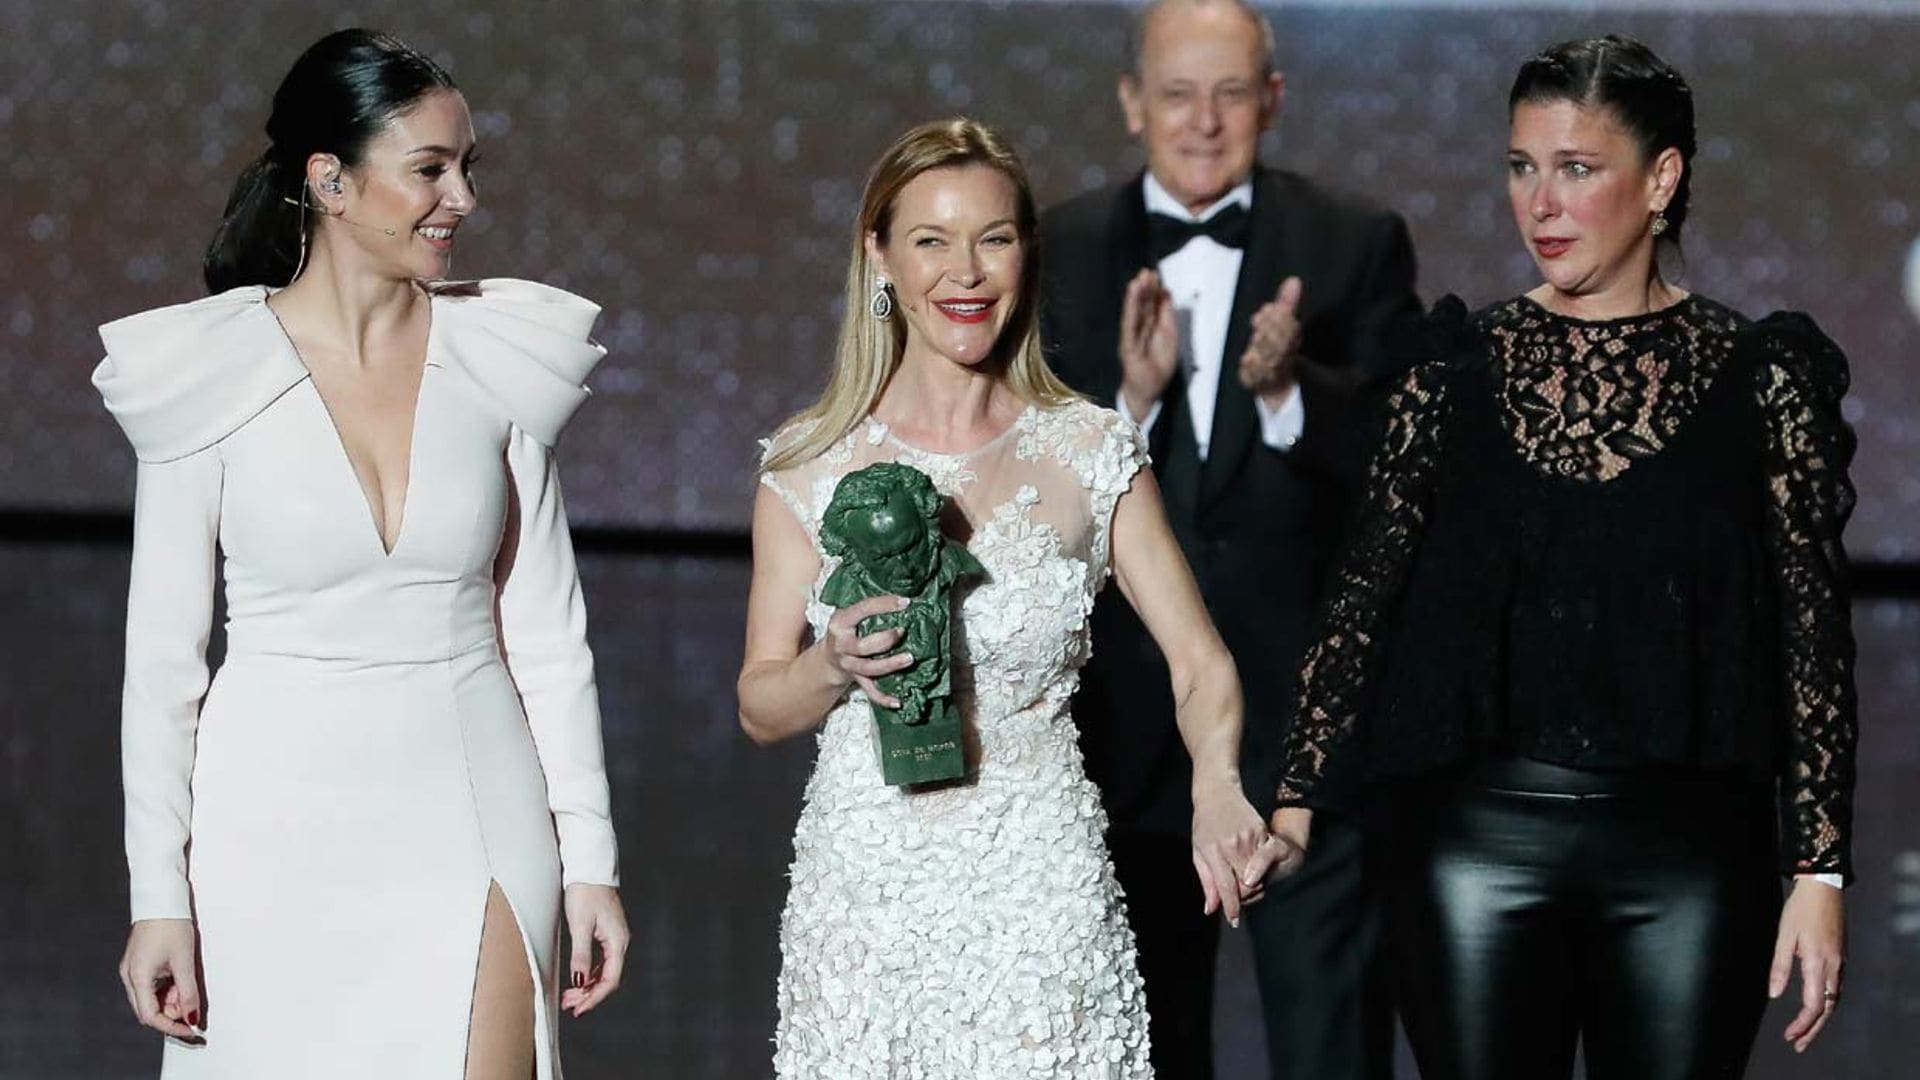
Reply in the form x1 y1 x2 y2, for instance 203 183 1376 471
1508 34 1696 249
203 28 455 293
204 154 305 294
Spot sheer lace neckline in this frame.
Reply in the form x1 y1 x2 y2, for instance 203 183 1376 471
870 402 1035 459
1486 292 1741 484
1515 292 1698 330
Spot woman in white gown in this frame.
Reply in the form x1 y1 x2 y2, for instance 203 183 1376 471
96 30 626 1079
739 119 1292 1077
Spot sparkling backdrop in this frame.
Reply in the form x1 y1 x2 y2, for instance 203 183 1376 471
1 1 1916 555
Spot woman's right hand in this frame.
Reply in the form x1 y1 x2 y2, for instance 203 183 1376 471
1770 877 1846 1053
119 918 202 1040
819 594 914 708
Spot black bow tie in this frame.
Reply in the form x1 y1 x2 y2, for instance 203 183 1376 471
1146 203 1251 262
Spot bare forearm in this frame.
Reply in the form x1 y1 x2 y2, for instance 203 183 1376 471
1170 648 1244 794
737 643 850 744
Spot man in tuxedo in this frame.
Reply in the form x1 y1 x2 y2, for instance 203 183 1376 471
1039 2 1421 1077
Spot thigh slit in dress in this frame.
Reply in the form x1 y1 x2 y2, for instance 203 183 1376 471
96 279 621 1079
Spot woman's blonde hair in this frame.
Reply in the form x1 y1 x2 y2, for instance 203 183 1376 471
762 117 1078 472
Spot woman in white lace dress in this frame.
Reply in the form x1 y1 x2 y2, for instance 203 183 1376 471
738 119 1288 1077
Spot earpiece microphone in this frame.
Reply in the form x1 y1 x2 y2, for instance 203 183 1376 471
315 176 398 236
277 178 404 286
333 215 399 238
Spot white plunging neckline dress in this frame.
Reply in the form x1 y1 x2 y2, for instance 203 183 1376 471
94 278 618 1078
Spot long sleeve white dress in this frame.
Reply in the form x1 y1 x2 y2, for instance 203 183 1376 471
92 278 618 1079
760 399 1154 1078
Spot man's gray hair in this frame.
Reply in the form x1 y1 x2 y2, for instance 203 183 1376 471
1124 0 1278 80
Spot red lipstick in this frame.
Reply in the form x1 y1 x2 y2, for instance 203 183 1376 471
933 298 996 324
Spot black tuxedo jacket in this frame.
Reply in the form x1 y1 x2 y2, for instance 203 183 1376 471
1040 166 1422 836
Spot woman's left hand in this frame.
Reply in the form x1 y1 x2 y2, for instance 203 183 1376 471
1190 776 1282 928
1769 877 1846 1053
560 883 629 1018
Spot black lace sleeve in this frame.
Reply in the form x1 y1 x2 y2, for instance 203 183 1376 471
1275 298 1467 807
1752 313 1859 879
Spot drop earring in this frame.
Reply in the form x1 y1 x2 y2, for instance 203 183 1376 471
869 277 894 320
1651 211 1669 237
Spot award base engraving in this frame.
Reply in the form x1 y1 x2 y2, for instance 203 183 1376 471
873 699 966 786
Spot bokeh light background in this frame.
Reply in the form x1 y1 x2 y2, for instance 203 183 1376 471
2 2 1915 1077
3 0 1918 554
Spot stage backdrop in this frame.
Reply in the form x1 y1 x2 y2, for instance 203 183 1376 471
2 3 1918 1079
1 0 1918 557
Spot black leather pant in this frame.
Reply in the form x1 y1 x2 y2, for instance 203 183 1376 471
1380 757 1781 1080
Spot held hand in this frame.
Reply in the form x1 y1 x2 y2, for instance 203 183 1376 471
1189 775 1273 928
1238 276 1304 406
1119 269 1179 422
820 594 914 708
1262 806 1313 884
119 918 202 1041
1769 878 1846 1053
560 883 629 1018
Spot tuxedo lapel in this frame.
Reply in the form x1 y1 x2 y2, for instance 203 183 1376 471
1200 168 1289 508
1106 175 1155 347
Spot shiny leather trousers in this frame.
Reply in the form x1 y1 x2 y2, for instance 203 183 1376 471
1380 757 1781 1080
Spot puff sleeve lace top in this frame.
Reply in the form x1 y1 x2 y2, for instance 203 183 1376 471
1276 294 1858 878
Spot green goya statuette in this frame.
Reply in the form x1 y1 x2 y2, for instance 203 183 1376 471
818 462 986 786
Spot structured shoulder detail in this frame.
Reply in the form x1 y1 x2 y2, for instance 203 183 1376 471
1393 294 1487 386
93 286 307 462
1428 294 1480 349
430 278 602 447
1746 310 1851 406
431 278 607 447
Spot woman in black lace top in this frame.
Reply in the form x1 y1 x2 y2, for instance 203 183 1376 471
1265 36 1856 1078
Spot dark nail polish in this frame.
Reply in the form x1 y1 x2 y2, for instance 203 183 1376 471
188 1010 199 1026
573 971 585 989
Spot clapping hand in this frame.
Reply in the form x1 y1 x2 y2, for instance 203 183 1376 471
1238 276 1304 406
1119 269 1179 423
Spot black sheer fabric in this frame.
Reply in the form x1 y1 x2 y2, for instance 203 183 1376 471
1276 294 1859 878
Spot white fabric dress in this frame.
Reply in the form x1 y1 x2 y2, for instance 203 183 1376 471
761 398 1154 1079
93 279 619 1079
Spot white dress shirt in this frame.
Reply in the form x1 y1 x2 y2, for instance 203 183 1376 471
1124 172 1304 459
